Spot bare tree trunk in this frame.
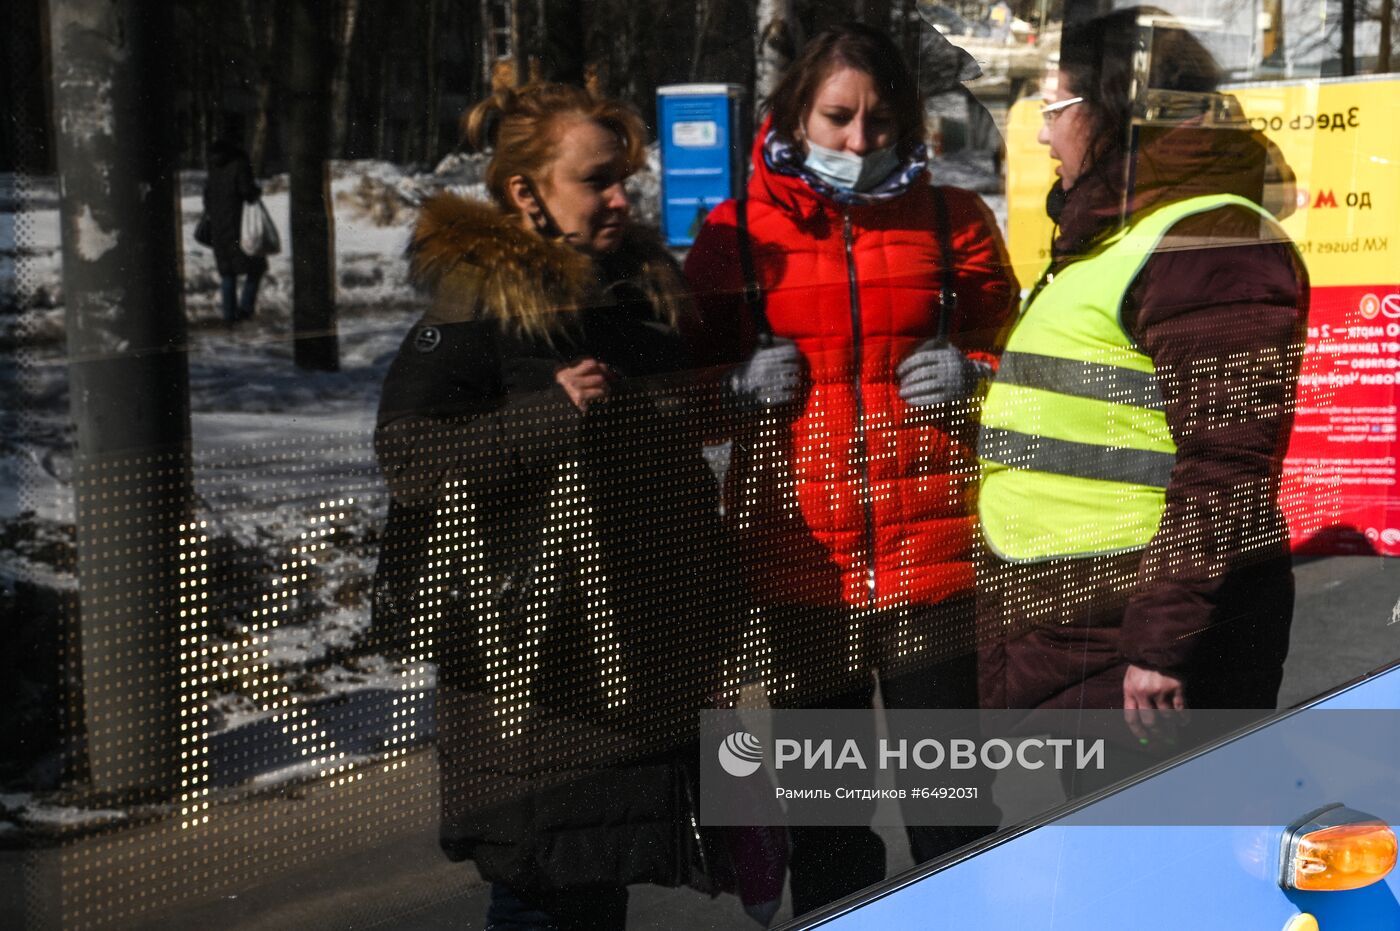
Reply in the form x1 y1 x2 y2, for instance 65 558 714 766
329 0 362 159
544 0 585 86
49 0 193 798
896 0 918 67
623 0 643 104
249 71 275 175
511 0 523 81
192 16 212 165
1264 0 1284 64
690 0 718 82
481 0 495 89
375 56 389 159
424 0 441 163
287 0 339 371
240 1 278 174
755 0 798 111
1380 0 1393 72
1341 0 1355 75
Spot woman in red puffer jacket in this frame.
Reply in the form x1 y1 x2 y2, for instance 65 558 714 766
683 21 1018 917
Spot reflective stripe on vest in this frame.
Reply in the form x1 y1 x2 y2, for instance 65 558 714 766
978 194 1288 562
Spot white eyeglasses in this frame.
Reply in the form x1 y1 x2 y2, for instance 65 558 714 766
1040 96 1084 124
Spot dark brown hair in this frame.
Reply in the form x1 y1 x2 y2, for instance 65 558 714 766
462 82 647 211
1059 7 1220 185
763 21 926 151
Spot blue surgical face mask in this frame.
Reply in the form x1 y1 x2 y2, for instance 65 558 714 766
803 141 901 193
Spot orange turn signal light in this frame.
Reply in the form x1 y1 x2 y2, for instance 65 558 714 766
1280 805 1398 892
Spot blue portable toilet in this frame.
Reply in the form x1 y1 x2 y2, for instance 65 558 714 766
656 84 747 247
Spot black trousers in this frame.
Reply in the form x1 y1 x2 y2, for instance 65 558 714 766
485 883 627 931
777 599 1000 917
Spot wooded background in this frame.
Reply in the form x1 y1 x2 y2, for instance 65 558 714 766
6 0 1398 175
5 0 1027 175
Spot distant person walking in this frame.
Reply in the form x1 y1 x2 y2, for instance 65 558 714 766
203 137 266 324
989 0 1013 43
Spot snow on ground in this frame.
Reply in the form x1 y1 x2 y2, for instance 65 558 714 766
0 152 1006 810
2 160 455 803
14 804 129 830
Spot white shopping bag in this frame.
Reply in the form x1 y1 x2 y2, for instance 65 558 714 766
240 200 281 257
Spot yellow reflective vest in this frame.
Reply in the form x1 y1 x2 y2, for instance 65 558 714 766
978 194 1290 563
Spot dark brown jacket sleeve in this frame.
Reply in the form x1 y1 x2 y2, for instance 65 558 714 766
1118 206 1309 677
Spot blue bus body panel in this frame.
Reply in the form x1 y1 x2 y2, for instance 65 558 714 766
819 666 1400 930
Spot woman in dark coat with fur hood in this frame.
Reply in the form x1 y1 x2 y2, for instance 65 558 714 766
373 84 740 929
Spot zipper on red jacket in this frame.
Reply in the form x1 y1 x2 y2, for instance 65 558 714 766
843 210 878 606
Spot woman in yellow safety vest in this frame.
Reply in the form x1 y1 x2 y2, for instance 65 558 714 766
976 8 1309 737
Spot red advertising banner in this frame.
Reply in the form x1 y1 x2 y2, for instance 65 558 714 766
1285 285 1400 555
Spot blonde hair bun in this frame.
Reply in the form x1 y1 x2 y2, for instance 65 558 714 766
460 82 647 211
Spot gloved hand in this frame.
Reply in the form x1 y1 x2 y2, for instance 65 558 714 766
896 341 988 406
730 337 803 408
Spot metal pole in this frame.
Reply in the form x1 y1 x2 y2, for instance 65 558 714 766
48 0 192 798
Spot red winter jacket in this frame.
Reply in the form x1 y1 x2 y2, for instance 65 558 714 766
684 127 1018 610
